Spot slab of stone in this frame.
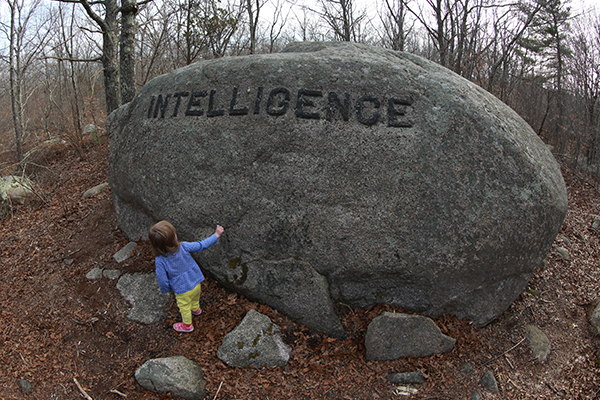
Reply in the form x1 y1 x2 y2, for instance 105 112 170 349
19 379 33 394
116 273 170 324
108 41 568 334
217 309 291 368
86 267 104 280
556 246 570 260
103 269 121 280
460 363 474 374
365 312 456 360
525 324 551 362
82 182 109 198
135 356 205 400
479 370 499 393
113 242 137 263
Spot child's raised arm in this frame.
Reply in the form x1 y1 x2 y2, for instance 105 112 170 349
215 225 225 238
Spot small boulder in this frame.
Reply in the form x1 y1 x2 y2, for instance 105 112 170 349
591 218 600 232
556 246 570 260
479 370 499 393
113 242 138 263
103 269 121 280
82 182 109 199
19 379 33 394
135 356 205 400
1 176 35 204
525 324 551 362
364 312 456 361
460 363 474 374
217 309 291 368
86 267 104 280
116 273 170 324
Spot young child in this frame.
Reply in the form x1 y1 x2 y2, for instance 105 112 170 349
149 220 224 332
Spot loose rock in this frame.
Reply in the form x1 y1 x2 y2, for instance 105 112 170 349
135 356 205 400
19 379 33 394
217 309 291 368
103 269 121 280
364 312 455 360
479 370 499 393
86 267 104 280
556 246 570 260
525 324 551 362
460 363 474 374
113 242 137 263
82 182 109 199
116 273 170 324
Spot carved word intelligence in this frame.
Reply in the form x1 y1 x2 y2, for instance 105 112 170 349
147 87 413 127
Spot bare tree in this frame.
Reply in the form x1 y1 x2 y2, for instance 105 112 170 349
570 11 600 166
246 0 266 53
1 0 53 163
379 0 412 51
56 0 152 113
314 0 367 42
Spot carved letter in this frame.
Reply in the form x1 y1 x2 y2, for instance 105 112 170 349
153 94 171 118
229 87 249 116
172 92 190 117
147 96 156 118
326 92 351 121
207 89 225 117
185 91 207 116
356 95 381 125
254 86 263 114
266 87 290 116
388 98 412 127
295 89 322 119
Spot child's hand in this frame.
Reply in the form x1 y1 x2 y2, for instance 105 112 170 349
215 225 225 238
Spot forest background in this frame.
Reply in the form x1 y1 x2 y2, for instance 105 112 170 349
0 0 599 173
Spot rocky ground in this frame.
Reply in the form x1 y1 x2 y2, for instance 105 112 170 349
1 138 599 399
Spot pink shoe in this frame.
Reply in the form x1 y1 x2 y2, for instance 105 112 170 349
173 322 194 332
191 307 202 316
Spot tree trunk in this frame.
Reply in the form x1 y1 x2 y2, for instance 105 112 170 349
8 0 25 163
120 0 138 103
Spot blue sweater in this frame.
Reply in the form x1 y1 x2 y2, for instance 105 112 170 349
155 234 218 294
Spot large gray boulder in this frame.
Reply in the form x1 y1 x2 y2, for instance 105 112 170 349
108 42 567 335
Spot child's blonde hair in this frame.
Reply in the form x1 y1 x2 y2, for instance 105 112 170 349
149 220 180 256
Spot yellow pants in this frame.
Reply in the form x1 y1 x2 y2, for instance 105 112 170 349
175 283 202 325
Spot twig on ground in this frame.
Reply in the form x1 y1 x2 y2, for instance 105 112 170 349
74 377 94 400
479 337 526 367
504 354 515 369
212 381 224 400
109 389 127 397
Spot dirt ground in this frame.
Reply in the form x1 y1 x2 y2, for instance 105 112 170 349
1 137 599 400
